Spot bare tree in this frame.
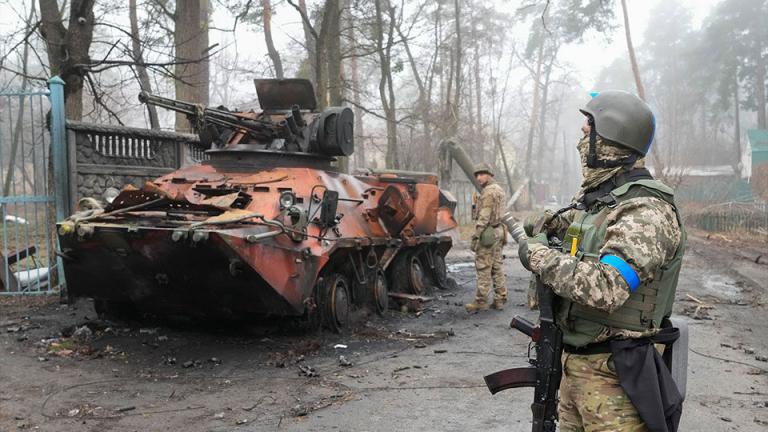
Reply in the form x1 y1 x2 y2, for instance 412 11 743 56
262 0 284 78
173 0 210 132
38 0 96 120
129 0 159 129
373 0 399 168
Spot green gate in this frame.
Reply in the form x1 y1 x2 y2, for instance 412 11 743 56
0 77 68 295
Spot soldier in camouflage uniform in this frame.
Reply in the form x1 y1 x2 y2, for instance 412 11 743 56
466 163 507 313
518 91 686 431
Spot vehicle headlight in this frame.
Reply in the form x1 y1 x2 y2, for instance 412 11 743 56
279 191 296 209
103 187 120 204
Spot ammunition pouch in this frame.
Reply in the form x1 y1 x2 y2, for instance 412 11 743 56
479 225 500 247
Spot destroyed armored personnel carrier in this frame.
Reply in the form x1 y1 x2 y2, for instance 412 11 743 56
57 79 458 330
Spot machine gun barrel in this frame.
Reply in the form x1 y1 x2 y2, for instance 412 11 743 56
138 91 197 117
139 91 281 142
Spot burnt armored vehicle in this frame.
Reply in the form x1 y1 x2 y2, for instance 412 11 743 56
57 79 458 330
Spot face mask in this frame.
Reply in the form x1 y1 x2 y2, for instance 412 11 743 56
577 135 645 190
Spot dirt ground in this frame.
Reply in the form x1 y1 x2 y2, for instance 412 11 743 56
1 230 766 432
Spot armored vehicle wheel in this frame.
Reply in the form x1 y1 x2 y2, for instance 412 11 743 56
322 273 350 332
407 254 429 295
390 251 431 295
371 270 389 315
431 252 449 289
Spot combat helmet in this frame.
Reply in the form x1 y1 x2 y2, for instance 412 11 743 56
473 163 495 177
579 90 655 168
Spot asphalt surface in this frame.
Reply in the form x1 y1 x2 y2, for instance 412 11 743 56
0 231 766 431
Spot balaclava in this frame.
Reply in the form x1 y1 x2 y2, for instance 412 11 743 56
577 134 645 191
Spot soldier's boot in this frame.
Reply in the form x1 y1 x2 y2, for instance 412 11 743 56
464 302 490 313
490 298 506 310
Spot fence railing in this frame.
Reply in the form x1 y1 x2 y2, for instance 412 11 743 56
0 79 64 295
66 121 207 212
0 77 210 296
683 202 768 236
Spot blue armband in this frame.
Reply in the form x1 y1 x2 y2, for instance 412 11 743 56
600 255 640 292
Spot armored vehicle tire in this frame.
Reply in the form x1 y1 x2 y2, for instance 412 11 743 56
321 273 351 333
390 251 431 295
372 270 389 315
93 299 140 322
431 252 449 289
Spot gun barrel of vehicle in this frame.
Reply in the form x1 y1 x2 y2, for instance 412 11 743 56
502 212 527 244
138 91 197 117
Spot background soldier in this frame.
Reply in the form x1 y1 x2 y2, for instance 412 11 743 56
465 163 507 313
518 91 686 431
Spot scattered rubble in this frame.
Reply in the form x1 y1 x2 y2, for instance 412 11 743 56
298 364 318 377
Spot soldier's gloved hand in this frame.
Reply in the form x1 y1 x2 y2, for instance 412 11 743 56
523 211 554 237
470 236 479 252
518 233 548 271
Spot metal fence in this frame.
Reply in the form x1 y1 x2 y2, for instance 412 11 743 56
683 202 768 236
0 79 66 295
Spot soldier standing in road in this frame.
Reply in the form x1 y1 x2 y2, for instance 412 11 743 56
465 163 507 313
518 91 686 431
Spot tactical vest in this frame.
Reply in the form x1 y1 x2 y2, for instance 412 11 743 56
556 179 686 347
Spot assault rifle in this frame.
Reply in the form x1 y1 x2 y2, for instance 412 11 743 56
485 217 563 432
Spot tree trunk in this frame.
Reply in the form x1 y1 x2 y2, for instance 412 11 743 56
620 0 664 176
734 78 741 175
535 57 554 179
174 0 210 133
323 0 346 171
39 0 95 120
129 0 159 129
756 43 766 129
350 47 365 170
3 3 34 197
324 0 342 107
298 0 316 83
620 0 645 100
263 0 284 79
449 0 461 137
374 0 398 169
474 36 482 140
348 5 365 171
524 33 545 205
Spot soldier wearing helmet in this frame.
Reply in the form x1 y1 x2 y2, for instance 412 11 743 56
518 91 686 431
465 162 507 313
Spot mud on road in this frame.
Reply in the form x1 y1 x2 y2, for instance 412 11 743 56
1 231 767 431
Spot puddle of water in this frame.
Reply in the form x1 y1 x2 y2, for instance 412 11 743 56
447 262 474 273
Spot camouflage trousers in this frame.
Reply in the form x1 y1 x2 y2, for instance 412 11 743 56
559 352 648 432
474 240 506 303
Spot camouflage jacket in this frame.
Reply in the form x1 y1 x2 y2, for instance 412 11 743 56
528 195 683 340
473 180 506 239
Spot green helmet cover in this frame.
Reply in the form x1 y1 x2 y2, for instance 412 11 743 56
580 90 656 156
473 163 495 177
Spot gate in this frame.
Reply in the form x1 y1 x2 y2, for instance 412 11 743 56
0 78 66 295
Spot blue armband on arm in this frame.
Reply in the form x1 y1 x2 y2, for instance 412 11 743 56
600 254 641 292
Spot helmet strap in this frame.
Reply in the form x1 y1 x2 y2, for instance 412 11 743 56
586 115 640 169
586 117 599 168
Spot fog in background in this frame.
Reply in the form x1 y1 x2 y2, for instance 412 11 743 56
0 0 765 207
